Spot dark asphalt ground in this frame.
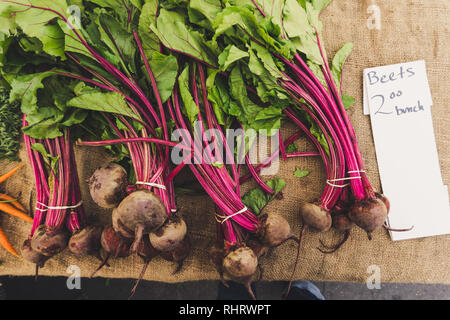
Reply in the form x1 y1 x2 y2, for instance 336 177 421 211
0 276 448 300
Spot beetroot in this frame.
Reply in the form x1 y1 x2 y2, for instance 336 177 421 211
100 225 131 258
88 163 128 209
112 208 134 239
21 239 48 267
30 225 69 257
136 236 160 261
348 198 388 239
90 226 131 278
300 203 332 232
332 213 354 232
375 193 390 214
222 246 258 300
149 216 187 252
315 210 354 254
258 213 298 247
27 225 69 280
68 225 102 256
21 239 50 280
160 235 191 274
113 190 167 252
223 247 258 279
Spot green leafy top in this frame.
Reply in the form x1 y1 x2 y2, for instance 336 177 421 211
0 86 21 161
9 70 88 138
242 178 286 215
150 8 217 67
0 0 179 143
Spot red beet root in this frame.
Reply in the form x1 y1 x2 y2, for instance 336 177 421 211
21 239 48 267
30 225 69 257
258 213 299 247
101 225 131 258
88 163 128 209
222 246 258 300
69 225 102 256
375 193 390 214
300 203 332 232
113 190 167 253
348 198 388 239
149 216 187 252
90 226 131 278
160 235 191 274
332 212 354 232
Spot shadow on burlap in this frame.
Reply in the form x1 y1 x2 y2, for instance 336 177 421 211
0 0 448 284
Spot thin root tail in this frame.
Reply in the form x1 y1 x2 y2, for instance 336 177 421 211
220 272 229 288
285 225 305 299
383 223 414 232
90 253 111 278
318 230 350 254
35 265 39 281
245 282 256 300
279 234 300 246
129 260 150 300
173 260 184 275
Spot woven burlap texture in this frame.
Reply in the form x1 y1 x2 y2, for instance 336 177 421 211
0 0 449 284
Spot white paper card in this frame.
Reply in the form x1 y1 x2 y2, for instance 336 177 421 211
364 60 450 240
363 74 369 115
385 186 450 241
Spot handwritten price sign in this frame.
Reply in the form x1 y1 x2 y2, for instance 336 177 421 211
363 60 450 241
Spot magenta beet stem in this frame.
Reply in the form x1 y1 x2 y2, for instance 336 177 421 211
245 154 275 195
77 138 192 150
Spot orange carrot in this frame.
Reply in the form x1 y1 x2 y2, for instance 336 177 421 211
0 163 24 184
0 202 33 223
0 193 26 212
0 225 19 257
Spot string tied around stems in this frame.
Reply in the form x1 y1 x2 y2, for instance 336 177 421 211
347 170 366 174
326 176 363 188
326 170 366 188
215 206 248 224
35 200 83 212
135 181 167 190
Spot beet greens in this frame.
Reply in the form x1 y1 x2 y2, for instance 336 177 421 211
22 119 87 274
0 0 187 282
0 0 395 296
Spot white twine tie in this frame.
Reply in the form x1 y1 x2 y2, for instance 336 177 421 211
36 200 83 212
215 206 248 224
347 170 366 174
326 176 362 188
135 181 167 190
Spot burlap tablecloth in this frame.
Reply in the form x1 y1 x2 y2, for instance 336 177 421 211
0 0 449 284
